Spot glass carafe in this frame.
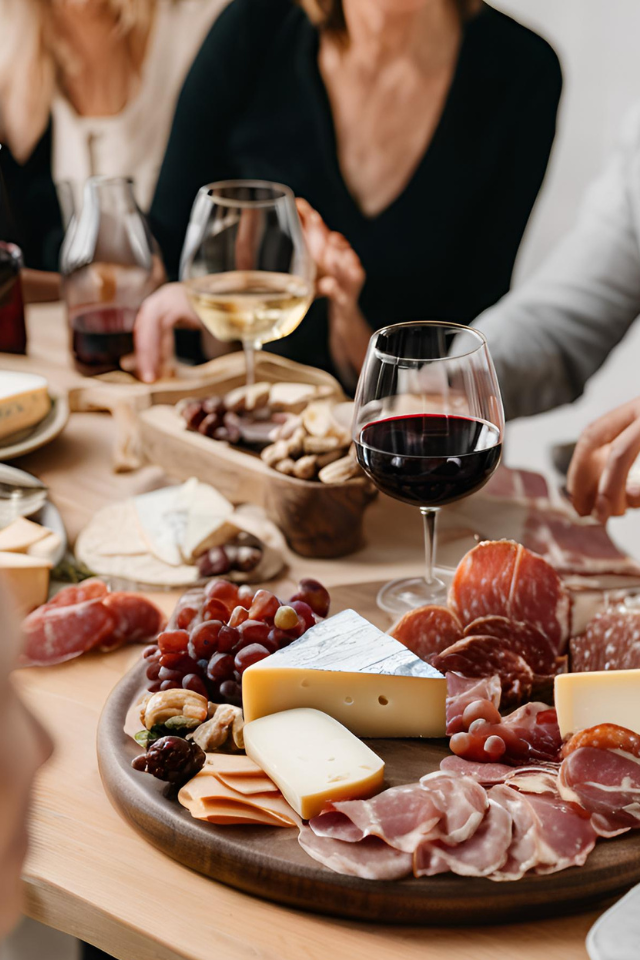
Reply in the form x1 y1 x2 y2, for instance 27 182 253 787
60 176 160 375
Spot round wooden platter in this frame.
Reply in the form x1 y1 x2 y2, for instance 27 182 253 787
97 580 640 925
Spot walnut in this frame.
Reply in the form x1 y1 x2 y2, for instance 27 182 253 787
190 703 244 751
143 689 208 730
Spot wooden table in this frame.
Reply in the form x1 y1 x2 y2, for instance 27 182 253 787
6 305 602 960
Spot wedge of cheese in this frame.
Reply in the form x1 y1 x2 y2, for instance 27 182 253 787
0 551 51 614
0 372 51 441
244 708 385 819
242 609 447 738
555 670 640 738
0 517 49 553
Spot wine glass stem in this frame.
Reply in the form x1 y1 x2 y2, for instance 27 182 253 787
420 506 439 586
243 340 260 386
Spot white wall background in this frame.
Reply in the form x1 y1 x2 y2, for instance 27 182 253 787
487 0 640 558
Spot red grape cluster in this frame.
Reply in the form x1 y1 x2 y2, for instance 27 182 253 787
142 578 330 707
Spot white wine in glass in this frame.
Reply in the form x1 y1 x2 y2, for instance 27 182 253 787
180 182 315 384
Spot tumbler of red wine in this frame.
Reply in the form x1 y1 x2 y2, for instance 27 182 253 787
353 321 504 615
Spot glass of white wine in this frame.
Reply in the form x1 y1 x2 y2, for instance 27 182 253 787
180 180 315 384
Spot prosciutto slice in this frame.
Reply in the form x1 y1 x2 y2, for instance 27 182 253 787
441 756 559 788
298 829 412 880
559 746 640 834
20 598 117 667
414 799 512 878
445 673 502 736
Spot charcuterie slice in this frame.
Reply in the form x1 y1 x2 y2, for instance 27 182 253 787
20 598 117 667
298 829 413 880
570 608 640 672
390 606 462 661
509 546 571 654
445 673 502 736
432 635 533 707
101 592 166 650
45 578 109 608
450 541 519 626
463 616 558 677
414 799 512 878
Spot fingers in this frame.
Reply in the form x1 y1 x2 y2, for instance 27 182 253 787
594 416 640 522
134 283 200 383
568 399 640 516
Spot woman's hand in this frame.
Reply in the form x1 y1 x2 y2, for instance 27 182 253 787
134 282 202 383
296 198 370 381
567 396 640 522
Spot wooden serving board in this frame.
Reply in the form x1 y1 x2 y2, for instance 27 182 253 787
97 581 640 925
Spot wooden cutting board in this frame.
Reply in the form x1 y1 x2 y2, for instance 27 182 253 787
97 581 640 925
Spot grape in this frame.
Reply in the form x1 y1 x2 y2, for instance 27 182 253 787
450 732 473 757
273 605 300 631
461 699 502 730
157 630 190 654
198 412 223 437
203 395 224 416
289 600 315 632
182 401 207 431
248 589 280 623
203 597 231 623
268 627 294 649
158 666 183 683
197 658 209 675
290 578 330 618
131 736 206 784
188 620 223 660
219 679 242 706
143 644 160 660
238 619 271 644
468 718 490 735
159 680 181 691
176 606 199 630
229 605 249 627
484 735 507 760
236 585 254 609
234 643 271 674
146 661 161 681
227 545 262 573
159 652 199 674
217 624 240 653
207 652 235 682
198 548 231 578
205 579 239 608
147 681 161 692
182 673 209 697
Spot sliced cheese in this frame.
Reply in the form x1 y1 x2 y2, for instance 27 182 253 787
242 609 447 738
555 670 640 739
134 482 194 566
244 708 385 819
0 516 49 553
27 530 62 563
178 769 297 826
0 372 51 441
0 551 51 614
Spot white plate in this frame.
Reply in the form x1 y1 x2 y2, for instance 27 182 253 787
0 392 69 461
587 882 640 960
0 464 67 565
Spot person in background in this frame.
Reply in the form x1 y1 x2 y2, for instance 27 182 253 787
0 0 228 297
134 0 562 385
0 585 53 944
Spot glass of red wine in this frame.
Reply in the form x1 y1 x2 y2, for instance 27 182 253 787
353 321 504 615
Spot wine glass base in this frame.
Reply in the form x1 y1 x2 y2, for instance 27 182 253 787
376 571 453 617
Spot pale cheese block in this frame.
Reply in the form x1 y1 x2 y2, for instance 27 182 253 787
0 551 51 614
182 484 235 561
28 530 63 563
134 481 196 566
242 609 447 738
0 372 51 441
555 670 640 738
243 708 385 819
0 516 49 553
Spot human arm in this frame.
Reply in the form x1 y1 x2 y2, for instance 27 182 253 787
473 107 640 421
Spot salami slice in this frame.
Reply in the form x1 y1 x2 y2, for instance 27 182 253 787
509 546 571 654
44 579 108 609
101 593 165 650
20 598 116 667
570 608 640 672
432 635 533 707
391 605 462 661
463 615 557 677
449 541 519 625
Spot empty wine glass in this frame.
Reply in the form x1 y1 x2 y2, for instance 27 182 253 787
180 180 315 385
353 321 504 615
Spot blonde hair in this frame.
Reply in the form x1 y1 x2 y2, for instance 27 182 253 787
0 0 157 162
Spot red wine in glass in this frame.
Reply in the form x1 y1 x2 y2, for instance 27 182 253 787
355 413 502 508
70 305 136 375
0 241 26 354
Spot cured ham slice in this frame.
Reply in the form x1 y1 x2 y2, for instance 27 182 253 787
570 607 640 672
298 829 413 880
390 606 462 661
522 507 640 578
432 635 533 707
101 592 166 650
418 772 488 844
481 466 550 504
449 540 571 654
20 598 117 667
463 616 558 677
441 756 559 788
446 702 561 767
501 703 562 763
414 799 512 878
445 673 502 736
489 784 541 881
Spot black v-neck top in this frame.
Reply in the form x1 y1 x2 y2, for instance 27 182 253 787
150 0 562 377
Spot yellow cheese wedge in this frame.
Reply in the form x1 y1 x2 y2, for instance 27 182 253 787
0 372 51 441
555 670 640 738
0 551 51 614
0 517 49 553
242 609 447 738
243 708 385 820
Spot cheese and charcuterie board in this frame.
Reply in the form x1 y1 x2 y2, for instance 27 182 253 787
97 543 640 925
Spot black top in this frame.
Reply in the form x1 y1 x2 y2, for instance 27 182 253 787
150 0 562 375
